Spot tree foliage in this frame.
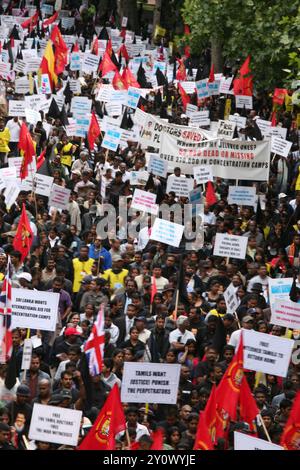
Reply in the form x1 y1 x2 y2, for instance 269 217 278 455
181 0 300 90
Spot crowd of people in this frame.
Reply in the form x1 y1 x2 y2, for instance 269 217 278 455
0 0 300 453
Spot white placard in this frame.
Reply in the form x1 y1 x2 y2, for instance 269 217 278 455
234 432 283 451
131 189 158 215
121 17 128 27
34 174 54 197
207 80 220 96
166 175 194 197
229 114 247 130
150 218 184 247
126 87 141 109
243 329 294 377
12 289 59 332
4 183 20 210
101 126 122 152
193 165 213 184
219 76 233 94
49 184 71 210
106 102 122 117
25 95 47 112
71 97 92 118
129 171 149 186
180 81 196 95
217 119 236 139
15 77 30 95
25 109 41 125
29 404 82 446
271 301 300 330
8 100 26 117
121 362 181 404
256 118 271 136
213 233 248 260
21 338 32 370
69 79 81 94
266 126 287 140
0 166 17 190
70 53 81 71
235 95 253 109
228 186 257 207
147 153 168 178
271 136 292 158
186 103 198 118
195 79 209 99
39 74 52 95
189 111 210 128
224 284 239 314
82 52 100 73
268 278 293 311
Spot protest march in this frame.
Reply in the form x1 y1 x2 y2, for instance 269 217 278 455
1 0 300 456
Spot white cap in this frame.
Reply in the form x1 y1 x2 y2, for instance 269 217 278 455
279 193 287 198
17 273 32 282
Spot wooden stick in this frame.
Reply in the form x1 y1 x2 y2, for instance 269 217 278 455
258 413 272 443
144 403 149 423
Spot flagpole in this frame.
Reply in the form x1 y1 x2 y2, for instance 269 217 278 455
258 413 272 443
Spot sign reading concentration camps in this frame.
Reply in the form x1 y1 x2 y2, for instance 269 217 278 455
121 362 181 404
213 233 248 260
159 133 271 179
29 404 82 446
11 289 59 331
243 329 294 377
271 301 300 330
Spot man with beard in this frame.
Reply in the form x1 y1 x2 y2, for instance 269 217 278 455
205 296 227 322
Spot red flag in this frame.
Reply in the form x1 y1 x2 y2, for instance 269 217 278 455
273 88 287 106
233 55 253 96
216 334 244 423
205 181 217 206
271 111 277 127
106 38 113 57
91 37 99 56
99 51 118 77
239 55 251 76
18 123 35 180
87 112 101 150
184 45 191 59
176 58 186 81
184 24 191 35
208 64 215 83
112 70 127 90
281 391 300 450
239 376 259 434
178 82 190 110
37 149 46 170
72 42 80 53
150 429 164 450
13 204 33 262
119 43 129 62
42 11 59 28
50 25 68 75
78 384 126 450
120 27 126 39
150 276 157 304
122 67 140 88
21 11 39 30
194 384 217 450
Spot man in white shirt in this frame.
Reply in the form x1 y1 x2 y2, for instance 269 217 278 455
203 203 216 226
151 265 169 292
229 315 255 350
134 317 151 344
6 117 21 156
169 316 196 351
247 265 270 294
117 407 150 441
104 315 119 347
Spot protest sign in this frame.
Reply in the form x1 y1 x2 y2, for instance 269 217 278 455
219 76 233 94
12 288 59 332
25 94 47 112
213 233 248 260
15 77 30 95
256 118 271 136
101 126 122 152
129 171 149 186
217 120 236 139
70 53 81 71
243 329 294 377
229 114 247 130
21 338 32 371
189 188 203 217
271 136 293 158
227 186 257 207
268 278 293 311
39 74 52 95
4 184 20 210
193 165 213 184
189 111 210 128
34 174 54 197
271 301 300 330
147 153 168 178
8 100 26 117
235 95 253 109
195 79 209 99
266 126 288 140
121 17 128 27
224 284 239 314
234 432 283 451
25 109 41 126
82 53 100 73
186 103 198 118
126 87 141 109
207 80 220 96
0 166 17 190
121 362 181 405
71 97 92 118
69 79 81 94
106 102 122 117
150 218 184 247
131 189 158 215
180 81 196 95
49 185 71 210
159 133 270 179
29 404 82 446
166 175 194 197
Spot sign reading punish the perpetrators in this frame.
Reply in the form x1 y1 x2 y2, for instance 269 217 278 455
228 186 257 207
243 329 294 377
213 233 248 260
12 289 59 332
271 301 300 330
234 432 283 451
121 362 181 404
150 218 184 248
29 404 82 446
159 133 270 179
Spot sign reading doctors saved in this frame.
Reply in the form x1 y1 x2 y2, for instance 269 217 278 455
159 133 271 180
121 362 181 404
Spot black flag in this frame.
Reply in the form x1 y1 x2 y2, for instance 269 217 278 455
98 27 109 40
156 68 167 86
47 98 61 120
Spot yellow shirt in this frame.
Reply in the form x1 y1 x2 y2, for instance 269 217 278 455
72 257 94 292
59 142 74 167
0 127 10 153
101 269 129 291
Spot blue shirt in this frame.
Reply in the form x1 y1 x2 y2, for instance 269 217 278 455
88 245 112 270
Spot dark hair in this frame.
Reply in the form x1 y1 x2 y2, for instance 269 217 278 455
280 398 292 410
103 358 113 370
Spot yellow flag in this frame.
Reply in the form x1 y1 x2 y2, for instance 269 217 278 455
224 98 231 120
28 73 34 95
154 25 166 38
40 40 58 86
297 114 300 129
285 93 293 112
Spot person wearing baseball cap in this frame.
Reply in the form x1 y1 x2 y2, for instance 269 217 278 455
169 316 196 351
228 315 254 351
16 272 32 289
